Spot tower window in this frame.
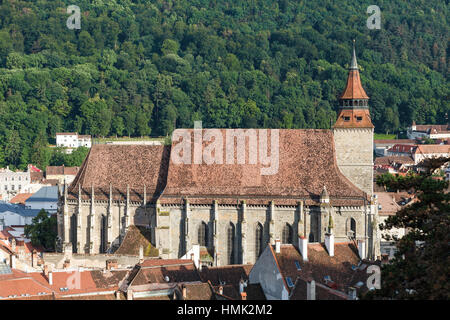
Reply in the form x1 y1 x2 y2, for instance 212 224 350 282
344 116 351 121
356 116 363 121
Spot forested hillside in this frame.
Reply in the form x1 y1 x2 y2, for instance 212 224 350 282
0 0 448 170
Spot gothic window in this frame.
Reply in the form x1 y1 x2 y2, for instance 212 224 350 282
70 214 77 253
198 222 208 247
350 218 356 237
100 215 107 253
282 223 293 244
348 218 356 239
255 223 264 258
227 223 235 265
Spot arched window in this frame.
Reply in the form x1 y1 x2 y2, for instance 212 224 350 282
255 223 264 258
100 215 107 253
350 218 356 238
198 222 208 247
70 214 77 253
348 218 356 239
227 223 235 265
282 223 293 244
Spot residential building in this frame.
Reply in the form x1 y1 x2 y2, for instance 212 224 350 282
374 139 415 157
412 144 450 165
0 203 41 226
375 192 411 259
56 132 92 153
407 122 450 140
386 144 417 157
25 186 58 213
249 237 378 300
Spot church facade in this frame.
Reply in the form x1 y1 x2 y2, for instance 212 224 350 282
57 46 381 265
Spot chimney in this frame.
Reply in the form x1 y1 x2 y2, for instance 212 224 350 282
358 240 366 260
115 291 121 300
348 287 357 300
241 292 247 300
307 280 316 300
275 239 281 254
43 264 49 277
182 285 187 299
298 236 308 261
219 286 223 295
324 233 334 257
48 271 53 285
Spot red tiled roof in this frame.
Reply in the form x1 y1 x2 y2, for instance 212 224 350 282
68 144 170 202
128 259 200 286
333 108 373 128
9 193 34 205
413 124 450 133
271 243 370 295
30 171 44 183
374 156 414 166
340 68 369 100
387 144 417 154
161 129 366 205
0 269 127 300
414 144 450 155
46 166 80 176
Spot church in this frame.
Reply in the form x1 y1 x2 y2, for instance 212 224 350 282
57 45 380 266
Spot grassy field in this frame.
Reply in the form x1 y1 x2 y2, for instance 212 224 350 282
374 133 397 140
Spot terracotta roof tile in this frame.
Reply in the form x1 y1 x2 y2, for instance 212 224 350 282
68 144 170 202
161 129 366 205
272 243 367 294
9 193 34 205
128 260 200 286
340 69 369 100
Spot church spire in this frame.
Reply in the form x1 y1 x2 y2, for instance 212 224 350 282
333 40 373 129
350 39 358 70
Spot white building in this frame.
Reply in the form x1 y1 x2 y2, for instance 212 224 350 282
0 167 32 202
0 202 41 227
407 122 450 140
56 132 92 153
24 186 58 214
412 145 450 165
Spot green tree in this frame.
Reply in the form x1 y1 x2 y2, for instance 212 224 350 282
366 157 450 300
4 130 22 167
24 209 57 251
31 131 50 170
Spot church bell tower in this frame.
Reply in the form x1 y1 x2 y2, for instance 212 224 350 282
333 40 374 196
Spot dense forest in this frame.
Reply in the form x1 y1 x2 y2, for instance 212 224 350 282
0 0 448 170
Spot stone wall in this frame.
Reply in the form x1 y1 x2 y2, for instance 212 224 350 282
154 202 366 265
60 199 155 254
333 127 374 196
